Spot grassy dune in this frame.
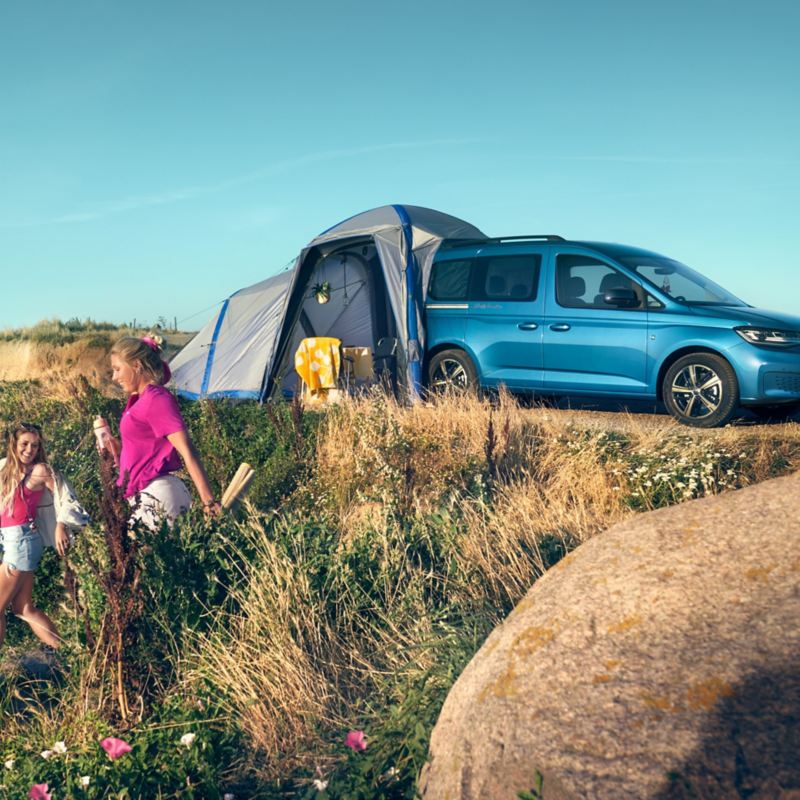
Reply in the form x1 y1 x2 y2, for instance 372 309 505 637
0 320 194 394
0 381 798 798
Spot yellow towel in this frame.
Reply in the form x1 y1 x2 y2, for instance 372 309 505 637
295 337 341 393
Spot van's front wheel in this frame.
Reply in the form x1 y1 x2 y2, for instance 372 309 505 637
662 353 739 427
427 349 478 395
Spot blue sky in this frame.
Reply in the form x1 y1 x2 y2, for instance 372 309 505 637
2 0 798 330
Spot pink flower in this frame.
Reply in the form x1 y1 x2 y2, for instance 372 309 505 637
344 730 367 752
100 736 132 760
28 785 52 800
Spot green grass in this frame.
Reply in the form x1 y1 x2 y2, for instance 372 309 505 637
0 383 798 798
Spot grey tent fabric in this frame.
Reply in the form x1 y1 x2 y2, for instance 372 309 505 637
170 205 486 400
170 270 294 399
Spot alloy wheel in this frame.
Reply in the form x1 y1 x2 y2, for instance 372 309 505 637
670 363 723 420
430 357 470 391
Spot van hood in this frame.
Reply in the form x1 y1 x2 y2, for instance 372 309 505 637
689 305 800 330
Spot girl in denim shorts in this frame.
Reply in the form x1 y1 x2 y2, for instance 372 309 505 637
0 422 80 649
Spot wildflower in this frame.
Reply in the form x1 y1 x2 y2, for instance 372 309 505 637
80 776 91 788
344 730 367 752
180 733 196 748
3 759 13 770
100 737 132 760
313 778 329 791
224 794 235 800
40 750 53 760
52 741 67 755
28 785 52 800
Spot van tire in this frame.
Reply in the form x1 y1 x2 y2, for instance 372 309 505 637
662 353 739 428
427 349 478 395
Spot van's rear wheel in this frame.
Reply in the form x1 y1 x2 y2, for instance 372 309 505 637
427 349 477 395
662 353 738 428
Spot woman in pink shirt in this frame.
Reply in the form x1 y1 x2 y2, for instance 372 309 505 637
104 335 221 529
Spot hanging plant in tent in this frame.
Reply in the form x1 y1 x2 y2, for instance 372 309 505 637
313 281 331 304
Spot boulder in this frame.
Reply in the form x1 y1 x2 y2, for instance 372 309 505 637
420 471 800 799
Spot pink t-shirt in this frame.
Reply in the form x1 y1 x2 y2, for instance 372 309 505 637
117 385 186 498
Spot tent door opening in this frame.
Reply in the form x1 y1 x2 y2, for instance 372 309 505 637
278 240 398 396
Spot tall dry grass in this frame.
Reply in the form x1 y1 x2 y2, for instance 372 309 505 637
186 392 800 782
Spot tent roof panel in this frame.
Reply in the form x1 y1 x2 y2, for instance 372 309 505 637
309 204 486 248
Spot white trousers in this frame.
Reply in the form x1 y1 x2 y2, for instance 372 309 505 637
129 475 191 531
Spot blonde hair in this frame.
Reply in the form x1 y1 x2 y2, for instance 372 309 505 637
0 422 48 514
111 335 171 386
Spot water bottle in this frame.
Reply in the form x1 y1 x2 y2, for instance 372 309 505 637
93 416 117 464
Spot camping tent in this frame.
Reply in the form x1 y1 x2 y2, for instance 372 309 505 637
170 204 486 400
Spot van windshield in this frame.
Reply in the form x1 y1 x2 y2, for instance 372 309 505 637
617 255 747 307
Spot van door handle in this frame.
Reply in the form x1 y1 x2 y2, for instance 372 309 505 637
549 323 571 332
517 322 539 331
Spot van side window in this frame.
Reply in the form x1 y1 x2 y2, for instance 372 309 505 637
556 255 643 309
472 254 541 301
428 259 472 301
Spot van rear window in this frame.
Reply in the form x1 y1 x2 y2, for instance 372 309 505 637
473 254 541 301
429 259 472 301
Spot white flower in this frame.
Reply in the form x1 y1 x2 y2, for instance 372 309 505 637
41 750 53 760
179 732 197 748
312 778 328 791
3 759 13 770
80 775 91 787
224 794 235 800
53 741 67 754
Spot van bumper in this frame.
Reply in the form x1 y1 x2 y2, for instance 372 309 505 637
728 342 800 403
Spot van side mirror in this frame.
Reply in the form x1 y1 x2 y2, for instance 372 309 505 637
604 288 639 308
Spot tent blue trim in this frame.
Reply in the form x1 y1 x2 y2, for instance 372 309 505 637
200 299 230 398
393 204 422 395
177 388 259 400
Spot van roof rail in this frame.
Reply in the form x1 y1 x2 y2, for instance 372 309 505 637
488 235 565 242
440 234 565 249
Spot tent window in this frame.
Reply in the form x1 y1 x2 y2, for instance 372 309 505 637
429 259 472 301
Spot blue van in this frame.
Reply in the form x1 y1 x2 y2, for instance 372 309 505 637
424 236 800 427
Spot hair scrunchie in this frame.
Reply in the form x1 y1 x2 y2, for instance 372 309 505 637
140 333 171 383
140 334 163 352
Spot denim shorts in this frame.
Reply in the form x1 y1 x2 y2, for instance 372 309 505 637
0 524 44 572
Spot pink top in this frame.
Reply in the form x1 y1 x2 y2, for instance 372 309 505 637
1 483 44 527
117 384 186 498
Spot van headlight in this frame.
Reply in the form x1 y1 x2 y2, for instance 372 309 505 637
735 326 800 346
